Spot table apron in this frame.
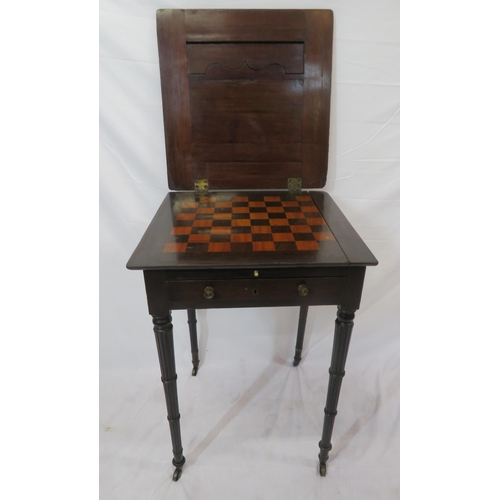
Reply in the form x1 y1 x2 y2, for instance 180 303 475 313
163 277 345 310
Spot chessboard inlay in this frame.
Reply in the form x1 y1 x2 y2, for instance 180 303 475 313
163 194 336 253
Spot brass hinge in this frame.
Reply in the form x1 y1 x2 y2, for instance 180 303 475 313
194 178 209 195
287 178 302 194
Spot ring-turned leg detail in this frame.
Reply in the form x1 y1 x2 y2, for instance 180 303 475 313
153 314 186 480
318 307 355 476
293 306 309 366
187 309 200 376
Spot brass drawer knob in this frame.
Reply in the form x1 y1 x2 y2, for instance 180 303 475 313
298 284 308 297
204 286 215 299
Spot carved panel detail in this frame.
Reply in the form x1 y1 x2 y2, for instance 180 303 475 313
186 43 304 80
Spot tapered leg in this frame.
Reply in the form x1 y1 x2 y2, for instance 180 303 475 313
318 307 355 476
293 305 309 366
152 314 186 481
187 309 200 376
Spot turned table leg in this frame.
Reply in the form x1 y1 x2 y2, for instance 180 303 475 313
293 305 309 366
152 314 186 481
318 307 355 477
187 309 200 376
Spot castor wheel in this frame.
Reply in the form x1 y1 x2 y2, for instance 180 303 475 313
319 463 327 477
192 365 198 376
172 467 183 481
293 358 301 367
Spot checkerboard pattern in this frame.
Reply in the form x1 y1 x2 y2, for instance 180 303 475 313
163 194 336 253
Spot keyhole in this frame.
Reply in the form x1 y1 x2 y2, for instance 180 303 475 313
253 289 258 295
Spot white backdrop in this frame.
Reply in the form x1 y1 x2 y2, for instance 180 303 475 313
100 1 399 498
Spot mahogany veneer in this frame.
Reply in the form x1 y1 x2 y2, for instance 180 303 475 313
127 9 377 481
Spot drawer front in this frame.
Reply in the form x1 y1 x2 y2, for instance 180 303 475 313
165 277 345 309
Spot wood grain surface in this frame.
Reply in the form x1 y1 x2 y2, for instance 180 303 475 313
156 9 333 190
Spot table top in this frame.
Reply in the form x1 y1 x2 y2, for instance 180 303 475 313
157 9 334 191
127 191 377 271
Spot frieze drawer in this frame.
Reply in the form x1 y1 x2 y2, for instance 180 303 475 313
165 277 345 308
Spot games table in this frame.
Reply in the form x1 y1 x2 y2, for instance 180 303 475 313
127 9 377 481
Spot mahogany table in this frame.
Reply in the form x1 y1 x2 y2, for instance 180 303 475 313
126 9 377 481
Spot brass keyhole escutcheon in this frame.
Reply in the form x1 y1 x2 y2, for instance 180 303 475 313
298 284 308 297
204 286 215 299
254 270 259 277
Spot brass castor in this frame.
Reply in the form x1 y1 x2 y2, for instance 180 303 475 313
293 358 301 367
319 463 327 477
192 365 198 376
172 467 183 481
